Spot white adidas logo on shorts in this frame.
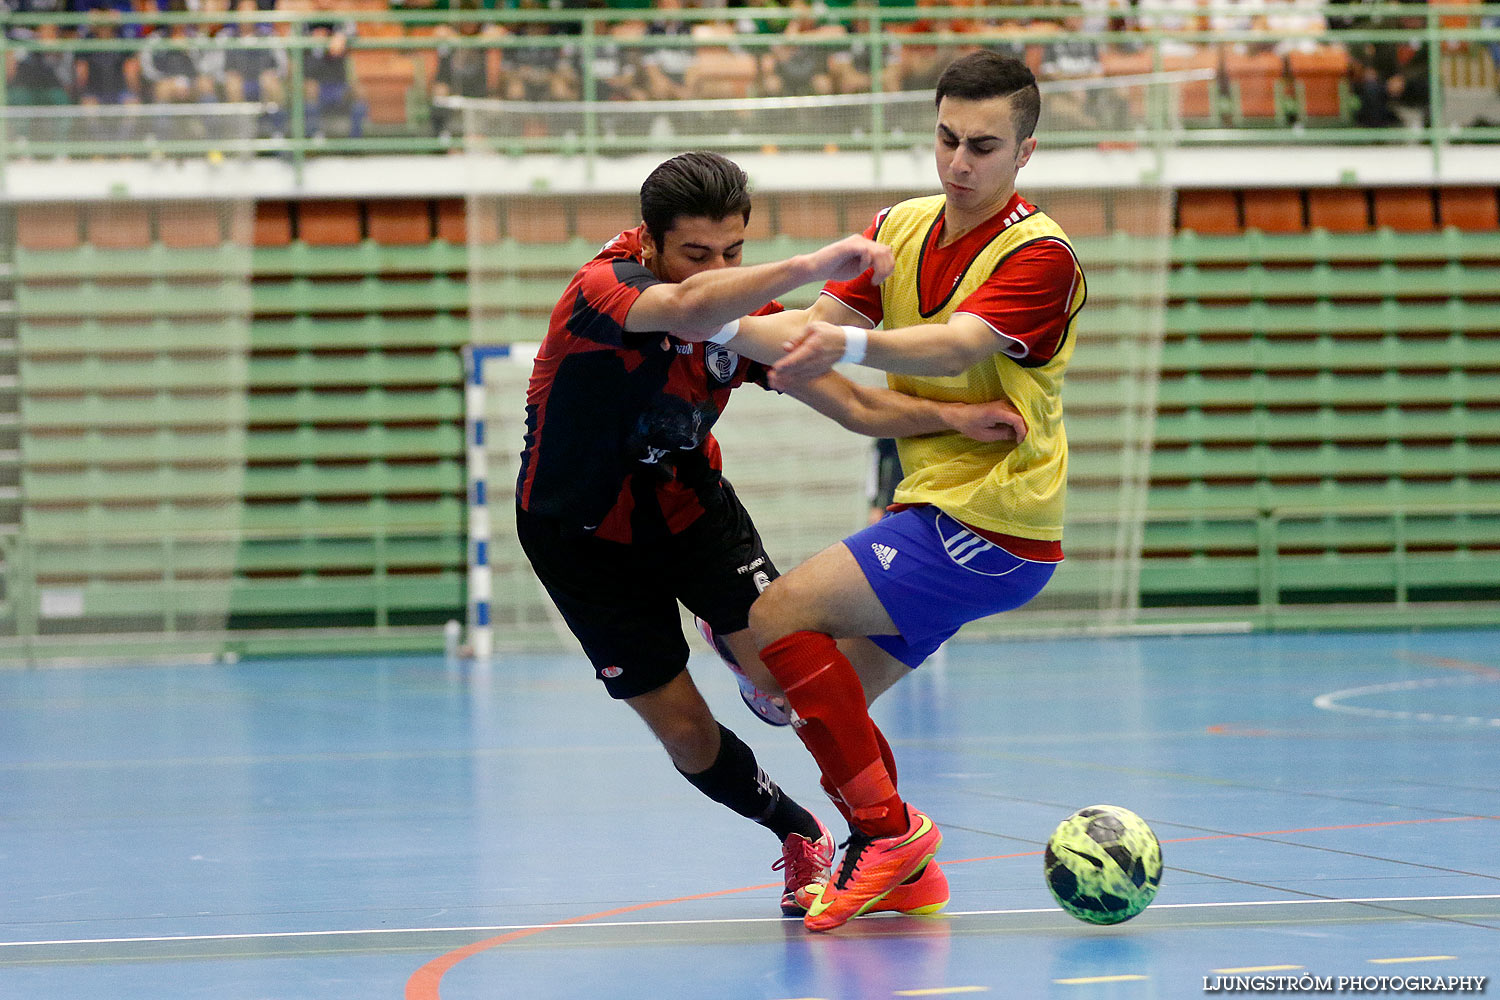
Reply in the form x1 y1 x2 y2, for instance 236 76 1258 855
871 543 898 570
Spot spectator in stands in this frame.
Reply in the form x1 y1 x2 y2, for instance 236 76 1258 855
1263 0 1327 57
1344 6 1429 127
682 21 758 100
140 22 220 108
301 3 369 139
1129 0 1206 58
640 0 694 101
9 19 75 115
883 0 991 94
219 0 289 138
431 19 494 139
828 0 883 94
759 0 841 99
1038 4 1116 131
8 0 66 43
76 9 142 140
502 0 580 102
585 18 650 103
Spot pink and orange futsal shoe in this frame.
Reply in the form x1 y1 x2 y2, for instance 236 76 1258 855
804 807 943 931
694 616 791 727
775 814 836 916
867 858 949 916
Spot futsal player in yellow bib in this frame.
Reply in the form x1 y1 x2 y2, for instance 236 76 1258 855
695 51 1087 930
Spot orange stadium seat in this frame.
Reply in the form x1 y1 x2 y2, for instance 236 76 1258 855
85 204 151 249
1224 49 1286 123
1242 188 1305 233
1163 47 1222 124
17 204 82 250
1307 188 1369 232
1437 187 1500 231
575 196 642 244
1177 190 1240 235
158 202 224 249
435 199 467 244
1038 196 1108 238
466 201 501 246
685 47 759 100
298 200 363 246
352 50 416 127
506 200 570 244
1100 47 1154 122
255 201 293 247
1373 188 1437 232
1288 46 1350 122
1113 191 1173 237
367 200 433 246
775 193 841 239
839 193 898 236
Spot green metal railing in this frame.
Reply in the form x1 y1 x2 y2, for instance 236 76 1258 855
0 5 1495 178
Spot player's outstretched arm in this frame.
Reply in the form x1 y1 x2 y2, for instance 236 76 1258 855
781 371 1027 443
626 235 894 337
774 314 1000 381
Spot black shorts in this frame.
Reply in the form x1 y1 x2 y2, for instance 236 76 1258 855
514 482 779 700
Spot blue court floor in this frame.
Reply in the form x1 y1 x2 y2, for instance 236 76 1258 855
3 628 1498 999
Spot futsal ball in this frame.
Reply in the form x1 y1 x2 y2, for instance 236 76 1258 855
1043 804 1162 925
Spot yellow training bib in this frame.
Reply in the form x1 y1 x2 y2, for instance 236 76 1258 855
876 194 1085 540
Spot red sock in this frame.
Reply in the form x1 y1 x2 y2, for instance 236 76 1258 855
760 630 906 837
821 724 897 827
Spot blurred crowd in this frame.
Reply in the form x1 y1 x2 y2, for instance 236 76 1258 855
3 0 1496 143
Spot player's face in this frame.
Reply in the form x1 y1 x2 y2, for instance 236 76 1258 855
644 214 747 283
934 95 1037 220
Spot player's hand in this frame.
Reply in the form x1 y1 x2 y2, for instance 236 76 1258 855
944 398 1029 444
805 235 894 285
771 320 848 384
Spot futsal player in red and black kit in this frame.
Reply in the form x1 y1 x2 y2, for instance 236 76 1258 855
515 152 1029 914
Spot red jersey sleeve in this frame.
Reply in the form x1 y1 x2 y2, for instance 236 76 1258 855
954 237 1081 367
818 209 889 327
567 257 663 348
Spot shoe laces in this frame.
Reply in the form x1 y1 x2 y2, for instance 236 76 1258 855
774 831 834 886
831 832 875 890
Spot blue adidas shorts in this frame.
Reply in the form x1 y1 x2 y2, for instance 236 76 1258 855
845 506 1056 668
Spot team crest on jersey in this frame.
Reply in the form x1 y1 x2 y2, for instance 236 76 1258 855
705 344 738 384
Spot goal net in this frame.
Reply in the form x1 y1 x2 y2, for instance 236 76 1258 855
0 104 260 662
458 75 1177 652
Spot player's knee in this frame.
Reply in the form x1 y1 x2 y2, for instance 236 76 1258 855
654 712 720 770
747 575 809 645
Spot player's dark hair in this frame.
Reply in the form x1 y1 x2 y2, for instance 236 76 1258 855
934 51 1041 142
639 151 753 251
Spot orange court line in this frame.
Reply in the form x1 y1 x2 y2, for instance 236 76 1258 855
405 813 1492 999
404 881 779 1000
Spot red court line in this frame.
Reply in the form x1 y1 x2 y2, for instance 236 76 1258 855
405 813 1491 999
404 882 779 1000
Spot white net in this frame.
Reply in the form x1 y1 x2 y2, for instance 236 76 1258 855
461 78 1175 650
0 105 258 661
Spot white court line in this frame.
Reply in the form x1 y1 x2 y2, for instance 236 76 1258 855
1314 676 1500 727
5 895 1498 950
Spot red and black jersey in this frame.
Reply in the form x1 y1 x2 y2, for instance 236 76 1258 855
516 225 778 544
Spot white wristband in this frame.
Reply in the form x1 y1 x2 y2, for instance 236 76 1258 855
839 326 868 364
707 319 739 345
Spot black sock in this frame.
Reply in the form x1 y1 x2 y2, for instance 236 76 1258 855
679 723 822 843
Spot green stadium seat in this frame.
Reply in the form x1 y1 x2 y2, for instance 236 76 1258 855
246 387 463 424
251 314 469 351
248 350 462 389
